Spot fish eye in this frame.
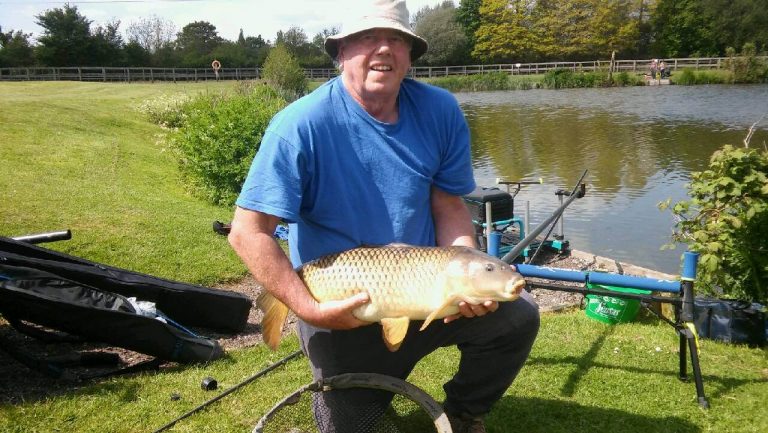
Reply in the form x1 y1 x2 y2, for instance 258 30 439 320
485 263 495 272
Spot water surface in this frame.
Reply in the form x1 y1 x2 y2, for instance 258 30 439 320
457 84 768 274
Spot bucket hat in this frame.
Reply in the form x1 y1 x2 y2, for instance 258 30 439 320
324 0 428 61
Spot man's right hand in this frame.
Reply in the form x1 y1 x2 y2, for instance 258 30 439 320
303 291 371 330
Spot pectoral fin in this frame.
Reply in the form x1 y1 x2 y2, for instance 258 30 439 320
257 292 289 351
381 317 410 352
420 297 458 331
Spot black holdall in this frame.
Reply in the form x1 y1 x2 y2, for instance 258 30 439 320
693 297 766 346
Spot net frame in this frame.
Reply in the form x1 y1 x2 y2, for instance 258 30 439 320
253 372 452 433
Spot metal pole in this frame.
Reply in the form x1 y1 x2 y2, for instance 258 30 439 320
501 170 587 264
501 191 580 263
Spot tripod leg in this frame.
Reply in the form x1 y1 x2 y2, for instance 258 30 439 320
683 326 710 408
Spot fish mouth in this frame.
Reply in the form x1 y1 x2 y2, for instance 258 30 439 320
504 278 526 298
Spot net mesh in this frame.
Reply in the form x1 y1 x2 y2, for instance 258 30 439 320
258 387 438 433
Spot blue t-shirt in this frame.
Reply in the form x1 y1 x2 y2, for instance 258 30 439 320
236 77 476 267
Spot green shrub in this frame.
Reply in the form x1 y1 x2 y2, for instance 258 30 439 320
262 44 308 101
426 72 537 92
541 69 610 89
611 71 644 86
169 85 287 205
660 145 768 303
136 93 192 128
724 43 768 84
672 68 728 85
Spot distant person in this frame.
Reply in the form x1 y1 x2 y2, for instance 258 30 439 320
659 60 668 78
228 1 540 432
649 59 659 78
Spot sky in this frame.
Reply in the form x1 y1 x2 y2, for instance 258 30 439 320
0 0 447 43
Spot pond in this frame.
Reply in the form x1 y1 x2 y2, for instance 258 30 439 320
457 84 768 275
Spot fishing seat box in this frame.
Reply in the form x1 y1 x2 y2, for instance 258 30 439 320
462 187 514 224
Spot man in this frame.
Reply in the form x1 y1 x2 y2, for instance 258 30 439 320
228 1 539 431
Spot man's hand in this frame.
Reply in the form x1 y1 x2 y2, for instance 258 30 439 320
443 300 499 324
303 292 372 330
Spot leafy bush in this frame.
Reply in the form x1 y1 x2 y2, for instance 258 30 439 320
611 71 644 86
660 145 768 303
541 69 610 89
136 93 192 128
169 85 287 205
724 43 768 84
262 44 307 101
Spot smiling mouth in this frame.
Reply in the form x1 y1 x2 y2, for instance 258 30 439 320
370 65 392 72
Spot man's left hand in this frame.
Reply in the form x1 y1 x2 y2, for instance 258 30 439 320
443 300 499 324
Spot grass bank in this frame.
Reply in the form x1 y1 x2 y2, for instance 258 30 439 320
0 81 246 286
1 81 766 433
1 311 766 432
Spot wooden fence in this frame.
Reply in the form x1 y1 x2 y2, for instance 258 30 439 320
1 57 764 82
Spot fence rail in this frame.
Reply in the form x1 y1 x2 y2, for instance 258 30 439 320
1 57 764 82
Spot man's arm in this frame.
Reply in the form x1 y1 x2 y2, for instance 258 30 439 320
228 206 369 330
431 186 499 321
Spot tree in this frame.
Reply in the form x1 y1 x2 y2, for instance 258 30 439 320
650 0 715 57
210 41 249 67
123 40 151 66
699 0 768 55
176 21 223 66
276 26 329 68
0 27 35 67
126 15 176 53
533 0 637 61
35 4 93 66
243 34 270 66
474 0 537 63
412 2 470 65
90 20 124 66
456 0 482 46
262 44 307 101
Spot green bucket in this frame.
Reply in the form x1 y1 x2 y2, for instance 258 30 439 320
585 284 651 324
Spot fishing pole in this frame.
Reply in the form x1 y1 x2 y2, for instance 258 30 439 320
152 349 303 433
501 169 588 264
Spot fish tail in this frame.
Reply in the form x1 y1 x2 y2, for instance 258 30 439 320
257 291 289 351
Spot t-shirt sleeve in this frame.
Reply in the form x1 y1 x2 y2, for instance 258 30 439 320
432 98 476 196
235 130 305 223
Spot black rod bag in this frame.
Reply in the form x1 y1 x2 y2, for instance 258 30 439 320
693 297 766 347
0 237 251 333
0 264 224 363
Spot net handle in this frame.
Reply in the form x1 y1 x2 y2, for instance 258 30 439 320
253 372 452 433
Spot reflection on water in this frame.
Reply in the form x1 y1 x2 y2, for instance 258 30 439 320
458 84 768 274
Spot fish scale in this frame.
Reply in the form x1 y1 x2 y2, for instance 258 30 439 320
299 246 454 316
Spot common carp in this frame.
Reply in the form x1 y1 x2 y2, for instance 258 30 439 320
258 244 526 352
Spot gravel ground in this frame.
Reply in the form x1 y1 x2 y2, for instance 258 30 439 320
0 248 646 404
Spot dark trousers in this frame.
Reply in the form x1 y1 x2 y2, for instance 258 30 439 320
298 291 540 430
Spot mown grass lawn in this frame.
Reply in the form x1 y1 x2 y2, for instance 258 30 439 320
1 80 245 285
0 81 766 433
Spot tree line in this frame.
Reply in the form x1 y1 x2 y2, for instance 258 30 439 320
1 1 766 69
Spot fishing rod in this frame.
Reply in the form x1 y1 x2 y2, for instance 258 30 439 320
152 349 303 433
501 169 588 264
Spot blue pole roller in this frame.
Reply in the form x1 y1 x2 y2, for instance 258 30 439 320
681 251 699 281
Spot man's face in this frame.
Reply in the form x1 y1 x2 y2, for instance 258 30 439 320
338 28 412 105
